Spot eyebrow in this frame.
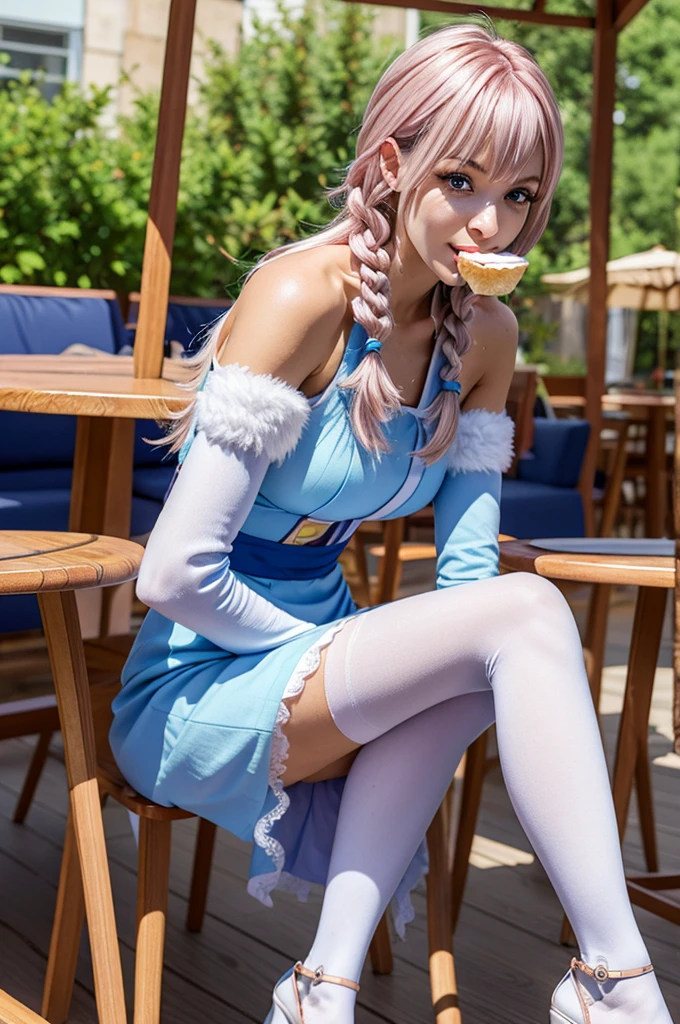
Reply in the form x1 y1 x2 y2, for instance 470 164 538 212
451 158 541 187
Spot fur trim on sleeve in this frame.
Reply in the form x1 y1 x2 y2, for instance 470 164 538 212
196 363 310 464
447 408 515 474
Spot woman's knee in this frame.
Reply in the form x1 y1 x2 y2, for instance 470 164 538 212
495 572 572 632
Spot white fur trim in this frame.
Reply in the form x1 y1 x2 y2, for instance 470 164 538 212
196 363 310 464
447 408 515 474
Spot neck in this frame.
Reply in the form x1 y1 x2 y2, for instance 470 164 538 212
388 232 438 326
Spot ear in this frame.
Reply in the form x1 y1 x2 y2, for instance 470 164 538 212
379 137 403 192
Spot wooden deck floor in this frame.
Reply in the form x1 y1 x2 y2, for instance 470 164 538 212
1 578 679 1023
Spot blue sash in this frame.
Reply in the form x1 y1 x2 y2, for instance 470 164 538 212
229 532 347 580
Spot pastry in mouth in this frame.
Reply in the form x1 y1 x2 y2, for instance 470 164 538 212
455 250 529 296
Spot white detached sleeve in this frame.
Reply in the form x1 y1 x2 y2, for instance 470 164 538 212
433 409 515 588
136 364 317 654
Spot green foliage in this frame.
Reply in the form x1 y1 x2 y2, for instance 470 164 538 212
0 2 389 296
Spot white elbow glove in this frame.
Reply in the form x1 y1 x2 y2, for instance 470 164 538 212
137 363 315 654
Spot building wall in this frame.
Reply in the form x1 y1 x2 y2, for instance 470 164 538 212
81 0 243 123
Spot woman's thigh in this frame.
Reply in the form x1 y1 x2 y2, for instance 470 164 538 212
281 629 363 786
280 571 564 787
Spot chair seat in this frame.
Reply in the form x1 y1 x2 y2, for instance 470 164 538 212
0 532 143 595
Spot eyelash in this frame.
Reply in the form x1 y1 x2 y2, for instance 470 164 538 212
436 172 536 206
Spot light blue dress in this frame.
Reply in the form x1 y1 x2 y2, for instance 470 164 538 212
110 321 510 932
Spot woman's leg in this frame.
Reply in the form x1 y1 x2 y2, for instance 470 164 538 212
281 572 671 1023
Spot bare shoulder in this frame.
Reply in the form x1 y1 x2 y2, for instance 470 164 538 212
471 296 519 355
462 296 519 412
216 245 352 389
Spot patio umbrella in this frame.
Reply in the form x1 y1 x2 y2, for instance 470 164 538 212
541 245 680 311
542 245 680 375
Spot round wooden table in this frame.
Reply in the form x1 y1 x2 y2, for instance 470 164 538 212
0 354 190 633
499 538 677 930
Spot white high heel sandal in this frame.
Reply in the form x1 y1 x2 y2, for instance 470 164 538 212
263 961 361 1024
550 957 655 1024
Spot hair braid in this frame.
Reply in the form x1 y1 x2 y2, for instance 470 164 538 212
415 282 477 464
337 185 403 454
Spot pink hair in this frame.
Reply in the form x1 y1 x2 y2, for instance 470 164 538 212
167 22 563 462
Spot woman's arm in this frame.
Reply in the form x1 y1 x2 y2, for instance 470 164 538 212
433 299 518 589
137 257 348 652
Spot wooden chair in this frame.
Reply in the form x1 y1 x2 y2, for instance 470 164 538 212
0 530 143 1024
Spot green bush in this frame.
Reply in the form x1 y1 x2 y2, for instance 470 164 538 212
0 2 391 297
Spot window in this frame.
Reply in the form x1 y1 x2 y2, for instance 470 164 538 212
0 21 81 99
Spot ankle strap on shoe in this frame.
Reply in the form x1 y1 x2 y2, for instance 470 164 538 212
571 958 654 983
294 962 360 992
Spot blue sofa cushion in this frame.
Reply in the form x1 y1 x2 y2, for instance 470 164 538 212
517 419 590 489
133 466 176 503
0 488 161 537
501 478 585 538
0 292 127 355
127 299 231 354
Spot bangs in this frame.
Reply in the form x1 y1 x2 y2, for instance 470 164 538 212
404 67 553 201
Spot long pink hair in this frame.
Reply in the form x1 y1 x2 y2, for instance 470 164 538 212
168 22 563 463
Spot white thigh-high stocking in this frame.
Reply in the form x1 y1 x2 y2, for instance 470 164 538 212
293 573 671 1024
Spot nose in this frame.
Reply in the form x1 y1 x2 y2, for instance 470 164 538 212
468 202 499 240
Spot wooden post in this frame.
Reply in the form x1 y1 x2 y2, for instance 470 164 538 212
579 0 617 536
133 0 197 380
674 364 680 756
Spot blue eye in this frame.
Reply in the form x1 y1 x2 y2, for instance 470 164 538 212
438 172 473 192
507 188 535 205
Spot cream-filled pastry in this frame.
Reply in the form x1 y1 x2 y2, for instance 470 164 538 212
456 250 529 295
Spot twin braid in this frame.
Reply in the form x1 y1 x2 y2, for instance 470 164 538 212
417 282 477 464
339 185 478 463
338 185 403 454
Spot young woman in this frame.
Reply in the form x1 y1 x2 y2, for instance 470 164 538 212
110 23 674 1024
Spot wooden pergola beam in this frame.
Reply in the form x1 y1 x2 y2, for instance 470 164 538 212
579 0 617 535
133 0 197 380
614 0 651 31
343 0 594 29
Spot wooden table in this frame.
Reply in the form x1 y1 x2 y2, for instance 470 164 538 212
550 391 674 537
499 539 676 929
0 354 190 633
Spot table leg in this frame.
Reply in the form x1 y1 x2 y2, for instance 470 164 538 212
645 406 667 538
611 586 666 850
70 417 135 637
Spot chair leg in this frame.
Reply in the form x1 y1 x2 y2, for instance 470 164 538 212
38 590 126 1024
584 583 611 714
186 818 217 933
451 730 488 935
42 810 86 1023
375 518 405 605
427 802 461 1024
135 817 172 1024
368 913 393 975
13 730 54 824
635 728 658 873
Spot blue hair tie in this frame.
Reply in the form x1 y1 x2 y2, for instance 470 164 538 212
364 338 383 354
441 379 461 395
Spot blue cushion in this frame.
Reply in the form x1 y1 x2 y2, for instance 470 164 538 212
127 300 231 353
1 411 77 469
517 419 590 489
0 488 160 536
0 594 43 633
133 419 178 467
501 478 585 538
0 292 126 355
133 466 176 503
